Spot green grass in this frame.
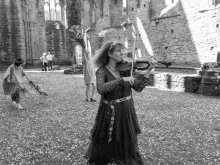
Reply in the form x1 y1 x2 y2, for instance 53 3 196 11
0 72 220 164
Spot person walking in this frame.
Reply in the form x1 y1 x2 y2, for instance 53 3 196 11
40 52 48 71
85 42 154 165
2 57 32 109
83 50 96 102
47 51 54 70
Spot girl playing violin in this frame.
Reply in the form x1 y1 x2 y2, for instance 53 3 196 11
85 42 154 165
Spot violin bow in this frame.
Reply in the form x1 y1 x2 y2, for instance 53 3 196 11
131 35 137 77
131 24 137 77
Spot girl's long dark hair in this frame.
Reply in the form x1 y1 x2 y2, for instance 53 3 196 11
93 41 124 68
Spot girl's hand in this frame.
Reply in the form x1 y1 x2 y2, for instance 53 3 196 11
122 76 135 85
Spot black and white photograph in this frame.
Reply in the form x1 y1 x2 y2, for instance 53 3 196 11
0 0 220 164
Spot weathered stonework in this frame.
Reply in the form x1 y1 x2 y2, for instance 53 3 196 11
0 0 47 63
81 0 220 67
44 0 70 62
0 0 72 64
66 0 81 63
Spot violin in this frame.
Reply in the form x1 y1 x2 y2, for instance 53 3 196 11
117 57 172 77
117 58 151 77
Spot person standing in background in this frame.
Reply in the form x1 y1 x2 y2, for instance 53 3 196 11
47 51 54 70
83 50 96 102
40 52 48 71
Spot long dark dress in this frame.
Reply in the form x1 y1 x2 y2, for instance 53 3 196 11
85 66 149 165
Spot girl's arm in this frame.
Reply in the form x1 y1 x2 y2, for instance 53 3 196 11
21 67 32 82
96 67 123 94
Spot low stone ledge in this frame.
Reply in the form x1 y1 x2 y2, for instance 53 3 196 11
147 72 202 94
147 72 220 96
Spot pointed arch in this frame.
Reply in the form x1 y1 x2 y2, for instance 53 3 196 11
44 2 50 20
56 4 61 21
50 0 56 20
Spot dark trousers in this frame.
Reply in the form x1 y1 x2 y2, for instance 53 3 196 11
43 62 48 71
11 90 20 103
48 61 53 69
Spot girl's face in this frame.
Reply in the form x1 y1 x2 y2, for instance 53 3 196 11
109 45 124 63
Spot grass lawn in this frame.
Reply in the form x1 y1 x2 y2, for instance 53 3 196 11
0 72 220 165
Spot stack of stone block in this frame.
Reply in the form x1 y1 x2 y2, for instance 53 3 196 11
200 62 220 96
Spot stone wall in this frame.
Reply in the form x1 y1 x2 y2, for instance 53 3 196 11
0 0 22 62
0 0 47 63
81 0 220 67
0 0 73 64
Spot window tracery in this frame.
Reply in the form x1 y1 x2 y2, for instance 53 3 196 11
44 0 64 22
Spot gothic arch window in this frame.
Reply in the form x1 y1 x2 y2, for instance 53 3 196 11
63 5 67 28
44 1 50 20
122 0 127 14
50 0 56 20
44 0 66 22
55 0 61 21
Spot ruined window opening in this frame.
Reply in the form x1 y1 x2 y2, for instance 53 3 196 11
55 4 61 21
63 6 67 28
122 0 127 15
44 0 65 22
217 24 219 28
50 0 56 20
144 4 146 7
44 2 50 20
123 0 127 8
55 0 61 21
171 29 174 34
